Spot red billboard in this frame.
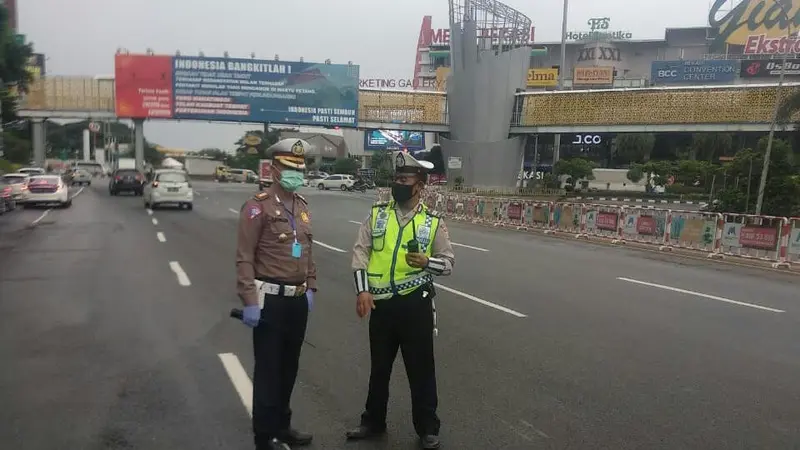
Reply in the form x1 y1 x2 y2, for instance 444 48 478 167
114 54 174 119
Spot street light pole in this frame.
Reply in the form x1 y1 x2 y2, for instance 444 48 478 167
755 2 792 215
553 0 569 164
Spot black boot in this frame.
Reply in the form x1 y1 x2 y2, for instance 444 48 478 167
345 425 387 440
419 435 441 449
276 428 312 446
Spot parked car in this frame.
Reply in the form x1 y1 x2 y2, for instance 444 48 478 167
143 169 194 210
0 179 17 214
70 169 93 186
109 169 145 195
22 175 71 208
1 173 30 202
17 167 45 176
316 174 355 191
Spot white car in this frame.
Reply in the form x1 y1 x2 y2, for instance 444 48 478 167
22 175 71 208
18 167 45 176
143 169 193 210
316 174 355 191
2 173 30 202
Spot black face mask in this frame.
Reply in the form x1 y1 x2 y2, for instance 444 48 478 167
391 183 416 203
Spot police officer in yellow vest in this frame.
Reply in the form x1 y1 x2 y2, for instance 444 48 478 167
346 151 455 450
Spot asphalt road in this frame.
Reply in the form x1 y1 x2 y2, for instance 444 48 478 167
2 180 800 450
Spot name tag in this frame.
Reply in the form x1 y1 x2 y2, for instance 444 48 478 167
292 241 302 258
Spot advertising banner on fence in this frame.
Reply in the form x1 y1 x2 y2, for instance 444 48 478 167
650 60 737 84
114 54 360 126
721 222 779 250
527 68 558 87
790 223 800 255
740 59 800 78
573 66 614 85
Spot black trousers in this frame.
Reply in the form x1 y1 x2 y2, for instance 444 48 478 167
360 285 440 436
252 293 309 445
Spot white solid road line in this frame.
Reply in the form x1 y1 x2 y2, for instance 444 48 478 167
228 208 239 214
169 261 192 286
346 220 489 252
147 209 153 216
218 353 253 417
452 242 490 252
152 218 158 225
156 232 166 242
31 209 52 225
617 277 785 313
315 241 347 253
69 186 85 199
434 283 527 317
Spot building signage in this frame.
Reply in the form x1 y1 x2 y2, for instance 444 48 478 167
425 26 536 46
113 54 360 126
359 78 443 89
740 59 800 77
573 66 614 85
710 0 800 54
567 18 632 41
577 46 621 62
364 130 425 151
527 68 558 87
650 60 738 84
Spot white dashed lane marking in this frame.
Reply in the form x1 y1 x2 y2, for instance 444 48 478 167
169 261 191 286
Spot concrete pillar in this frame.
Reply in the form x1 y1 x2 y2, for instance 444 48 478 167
134 119 145 172
31 119 46 167
82 129 91 161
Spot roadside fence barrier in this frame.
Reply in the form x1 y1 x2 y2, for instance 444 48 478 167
372 189 797 269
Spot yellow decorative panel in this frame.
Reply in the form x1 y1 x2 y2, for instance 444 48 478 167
358 90 447 124
21 77 115 111
518 86 800 126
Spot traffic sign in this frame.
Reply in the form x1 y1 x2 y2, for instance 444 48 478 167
88 122 100 133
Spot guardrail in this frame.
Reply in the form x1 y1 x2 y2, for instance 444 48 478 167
373 189 799 270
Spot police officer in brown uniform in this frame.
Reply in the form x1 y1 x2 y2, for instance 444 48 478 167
236 139 316 450
346 151 455 449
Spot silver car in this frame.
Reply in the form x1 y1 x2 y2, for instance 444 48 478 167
70 169 93 186
1 173 30 201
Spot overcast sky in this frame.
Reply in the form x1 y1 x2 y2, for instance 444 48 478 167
20 0 715 151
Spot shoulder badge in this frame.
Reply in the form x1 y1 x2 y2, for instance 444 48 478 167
253 192 269 201
295 193 308 205
427 209 441 218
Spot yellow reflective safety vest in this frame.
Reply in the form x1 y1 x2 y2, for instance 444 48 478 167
367 201 441 300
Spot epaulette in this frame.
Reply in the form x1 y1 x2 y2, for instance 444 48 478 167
295 194 308 205
372 201 389 208
253 192 270 201
426 209 442 218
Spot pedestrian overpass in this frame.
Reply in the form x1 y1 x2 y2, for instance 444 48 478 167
16 77 798 167
19 77 794 133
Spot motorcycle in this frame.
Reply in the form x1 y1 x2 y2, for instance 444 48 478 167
347 181 368 193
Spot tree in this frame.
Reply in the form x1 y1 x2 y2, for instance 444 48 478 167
688 133 734 161
370 150 393 186
712 137 800 217
641 160 676 187
613 133 655 165
333 157 359 175
0 5 35 162
554 158 596 187
626 164 644 183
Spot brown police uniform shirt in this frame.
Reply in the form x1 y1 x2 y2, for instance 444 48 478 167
236 185 317 305
351 199 455 274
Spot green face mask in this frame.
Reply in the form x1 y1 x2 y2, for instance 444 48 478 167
278 169 305 192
